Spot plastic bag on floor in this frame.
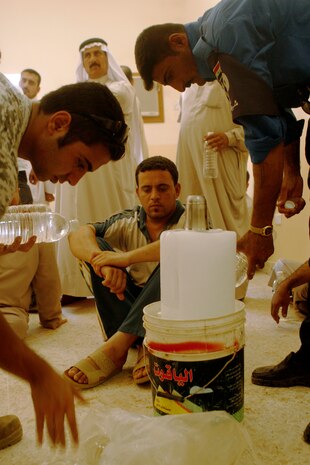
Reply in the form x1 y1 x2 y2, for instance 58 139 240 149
75 407 259 465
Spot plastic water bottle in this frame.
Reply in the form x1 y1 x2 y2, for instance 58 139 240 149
0 212 69 244
203 134 218 179
184 195 208 230
272 270 285 293
6 203 51 213
235 252 248 287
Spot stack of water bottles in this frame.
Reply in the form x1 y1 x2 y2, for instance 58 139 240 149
183 195 248 289
0 204 69 244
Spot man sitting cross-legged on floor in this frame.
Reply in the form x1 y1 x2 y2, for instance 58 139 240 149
64 156 185 388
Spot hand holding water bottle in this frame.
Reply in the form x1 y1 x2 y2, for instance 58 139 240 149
237 231 274 280
0 206 69 255
203 132 229 179
0 199 38 255
204 132 229 151
0 235 37 255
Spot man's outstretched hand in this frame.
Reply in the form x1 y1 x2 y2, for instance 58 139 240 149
237 231 274 279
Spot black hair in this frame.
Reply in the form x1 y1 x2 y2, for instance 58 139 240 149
135 23 185 90
40 82 127 161
21 68 41 85
135 155 179 185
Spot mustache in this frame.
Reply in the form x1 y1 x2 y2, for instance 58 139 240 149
90 62 101 68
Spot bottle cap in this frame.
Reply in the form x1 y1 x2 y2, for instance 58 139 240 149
68 219 80 232
184 195 208 231
284 200 295 209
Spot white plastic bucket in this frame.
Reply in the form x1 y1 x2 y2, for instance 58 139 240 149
143 300 245 421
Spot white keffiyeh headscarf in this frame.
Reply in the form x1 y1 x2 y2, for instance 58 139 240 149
76 37 146 164
76 38 128 83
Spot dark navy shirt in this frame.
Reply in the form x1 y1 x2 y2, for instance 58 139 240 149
185 0 310 163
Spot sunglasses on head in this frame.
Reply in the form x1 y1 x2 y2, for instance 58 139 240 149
73 112 129 158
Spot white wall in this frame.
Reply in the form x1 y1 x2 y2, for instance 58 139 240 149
1 0 308 263
0 0 218 156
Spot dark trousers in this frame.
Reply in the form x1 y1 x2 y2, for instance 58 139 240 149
89 237 160 340
298 315 310 361
296 269 310 361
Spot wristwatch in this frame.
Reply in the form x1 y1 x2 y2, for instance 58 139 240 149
250 225 273 237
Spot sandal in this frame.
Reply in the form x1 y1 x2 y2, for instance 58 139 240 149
64 348 122 389
132 345 150 385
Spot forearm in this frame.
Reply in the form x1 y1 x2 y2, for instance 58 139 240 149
283 139 301 175
126 241 160 265
68 224 100 261
225 127 247 152
282 261 310 291
251 143 284 227
0 313 51 384
271 261 310 323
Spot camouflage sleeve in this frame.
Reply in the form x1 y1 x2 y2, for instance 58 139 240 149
0 81 19 218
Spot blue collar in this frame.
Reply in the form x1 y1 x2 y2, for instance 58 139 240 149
185 21 215 81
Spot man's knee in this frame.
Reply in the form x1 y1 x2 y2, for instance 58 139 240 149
0 308 28 339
